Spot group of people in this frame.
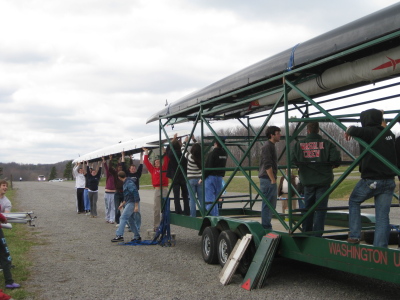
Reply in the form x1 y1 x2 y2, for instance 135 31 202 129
260 108 399 248
73 153 143 243
73 133 228 243
143 133 227 228
73 108 398 248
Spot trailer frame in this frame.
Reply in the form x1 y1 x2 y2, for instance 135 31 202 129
153 23 400 285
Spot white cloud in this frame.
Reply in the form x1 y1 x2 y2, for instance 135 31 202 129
0 0 399 163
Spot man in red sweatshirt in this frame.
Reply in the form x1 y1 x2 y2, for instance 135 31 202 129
143 148 169 231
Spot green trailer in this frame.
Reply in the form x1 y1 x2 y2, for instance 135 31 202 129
147 3 400 285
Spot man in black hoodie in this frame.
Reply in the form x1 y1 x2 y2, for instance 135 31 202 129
166 134 189 215
204 139 227 216
345 109 396 248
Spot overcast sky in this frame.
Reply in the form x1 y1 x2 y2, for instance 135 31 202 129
1 0 399 164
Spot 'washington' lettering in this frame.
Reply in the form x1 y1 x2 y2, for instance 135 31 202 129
328 242 388 265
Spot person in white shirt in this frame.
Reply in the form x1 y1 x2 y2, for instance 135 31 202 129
73 163 86 214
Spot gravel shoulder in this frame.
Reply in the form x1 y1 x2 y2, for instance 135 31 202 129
13 181 400 300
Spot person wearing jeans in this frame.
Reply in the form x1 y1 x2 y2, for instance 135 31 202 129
102 156 116 224
108 156 125 225
259 126 281 230
302 185 330 235
112 172 141 242
205 175 223 216
86 162 102 218
259 177 278 229
348 179 395 247
188 179 203 216
291 122 340 237
182 136 203 217
0 181 20 289
345 109 397 247
204 139 227 217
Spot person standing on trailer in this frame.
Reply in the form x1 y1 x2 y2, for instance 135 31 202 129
204 138 227 216
259 126 281 229
72 163 86 214
292 122 340 237
166 133 189 215
143 147 170 231
345 109 396 248
182 135 203 217
102 156 116 224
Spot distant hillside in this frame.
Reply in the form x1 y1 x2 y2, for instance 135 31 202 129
0 161 71 181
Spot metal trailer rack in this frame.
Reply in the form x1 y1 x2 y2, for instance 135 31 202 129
147 3 400 285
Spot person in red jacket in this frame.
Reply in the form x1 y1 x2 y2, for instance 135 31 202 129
143 147 170 231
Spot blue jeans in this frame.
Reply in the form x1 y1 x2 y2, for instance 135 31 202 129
0 228 13 284
298 196 305 209
205 176 222 216
349 178 395 248
259 178 277 229
302 185 330 237
84 189 90 211
188 178 203 217
116 202 141 239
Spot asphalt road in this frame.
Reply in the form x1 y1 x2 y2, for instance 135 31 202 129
12 181 400 300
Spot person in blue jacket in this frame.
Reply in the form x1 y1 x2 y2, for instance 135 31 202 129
111 171 141 243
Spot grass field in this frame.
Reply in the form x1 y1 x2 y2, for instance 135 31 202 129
136 165 362 200
103 166 399 201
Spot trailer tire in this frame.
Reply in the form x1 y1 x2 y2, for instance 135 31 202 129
217 230 238 267
202 226 219 264
364 230 399 245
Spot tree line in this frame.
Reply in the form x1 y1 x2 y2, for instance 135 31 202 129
0 123 358 181
212 122 359 168
0 160 74 181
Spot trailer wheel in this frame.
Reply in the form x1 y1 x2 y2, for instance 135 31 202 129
202 227 219 264
217 230 238 267
364 230 399 245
